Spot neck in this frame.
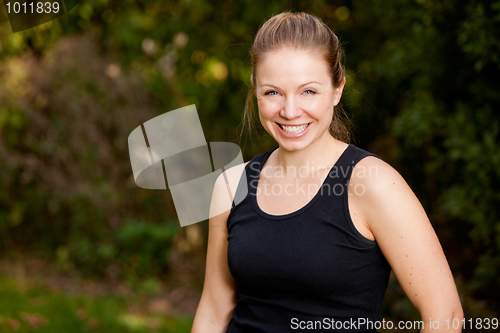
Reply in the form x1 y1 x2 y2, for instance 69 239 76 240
273 133 342 178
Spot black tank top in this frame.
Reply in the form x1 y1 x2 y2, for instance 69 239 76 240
225 144 391 333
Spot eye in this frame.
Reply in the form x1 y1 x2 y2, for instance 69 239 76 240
303 89 316 95
265 90 279 96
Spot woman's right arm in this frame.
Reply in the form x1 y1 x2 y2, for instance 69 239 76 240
191 169 241 332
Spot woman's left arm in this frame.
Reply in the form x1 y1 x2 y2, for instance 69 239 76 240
353 156 463 333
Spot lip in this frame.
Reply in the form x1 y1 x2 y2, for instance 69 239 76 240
275 122 311 139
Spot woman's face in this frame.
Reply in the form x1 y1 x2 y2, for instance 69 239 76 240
255 46 344 153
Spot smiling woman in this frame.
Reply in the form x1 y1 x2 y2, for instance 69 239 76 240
255 46 343 152
244 11 351 145
191 11 463 333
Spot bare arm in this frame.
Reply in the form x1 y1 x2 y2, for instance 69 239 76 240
351 157 463 332
192 164 246 332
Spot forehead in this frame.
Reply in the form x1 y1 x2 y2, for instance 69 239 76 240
256 46 330 85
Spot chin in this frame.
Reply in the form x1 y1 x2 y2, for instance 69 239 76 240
274 138 312 152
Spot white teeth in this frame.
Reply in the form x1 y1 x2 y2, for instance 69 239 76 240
281 124 308 134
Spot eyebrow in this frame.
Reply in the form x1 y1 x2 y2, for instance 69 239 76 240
260 81 322 88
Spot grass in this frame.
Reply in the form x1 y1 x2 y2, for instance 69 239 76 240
0 275 194 333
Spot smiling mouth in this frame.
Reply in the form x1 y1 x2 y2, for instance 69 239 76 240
277 123 310 134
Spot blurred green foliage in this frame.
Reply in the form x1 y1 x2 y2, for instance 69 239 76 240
56 219 178 280
348 0 500 311
0 275 192 332
0 0 499 321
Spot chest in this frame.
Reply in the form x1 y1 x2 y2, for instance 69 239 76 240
255 169 329 216
227 207 378 298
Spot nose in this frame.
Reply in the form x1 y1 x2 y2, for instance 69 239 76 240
280 95 303 120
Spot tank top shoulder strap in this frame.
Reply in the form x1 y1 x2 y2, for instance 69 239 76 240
340 144 381 179
328 144 382 185
246 148 275 179
231 147 277 208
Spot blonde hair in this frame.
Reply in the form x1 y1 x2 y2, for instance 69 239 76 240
243 11 352 143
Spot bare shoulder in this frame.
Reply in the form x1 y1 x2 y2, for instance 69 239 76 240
348 155 423 231
210 162 249 221
349 154 431 241
350 155 409 199
213 162 249 196
218 162 249 187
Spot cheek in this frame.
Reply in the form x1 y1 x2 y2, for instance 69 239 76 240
309 98 334 122
319 95 336 112
257 98 281 120
257 111 275 135
258 109 273 126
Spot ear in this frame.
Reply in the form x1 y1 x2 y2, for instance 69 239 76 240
333 77 346 106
